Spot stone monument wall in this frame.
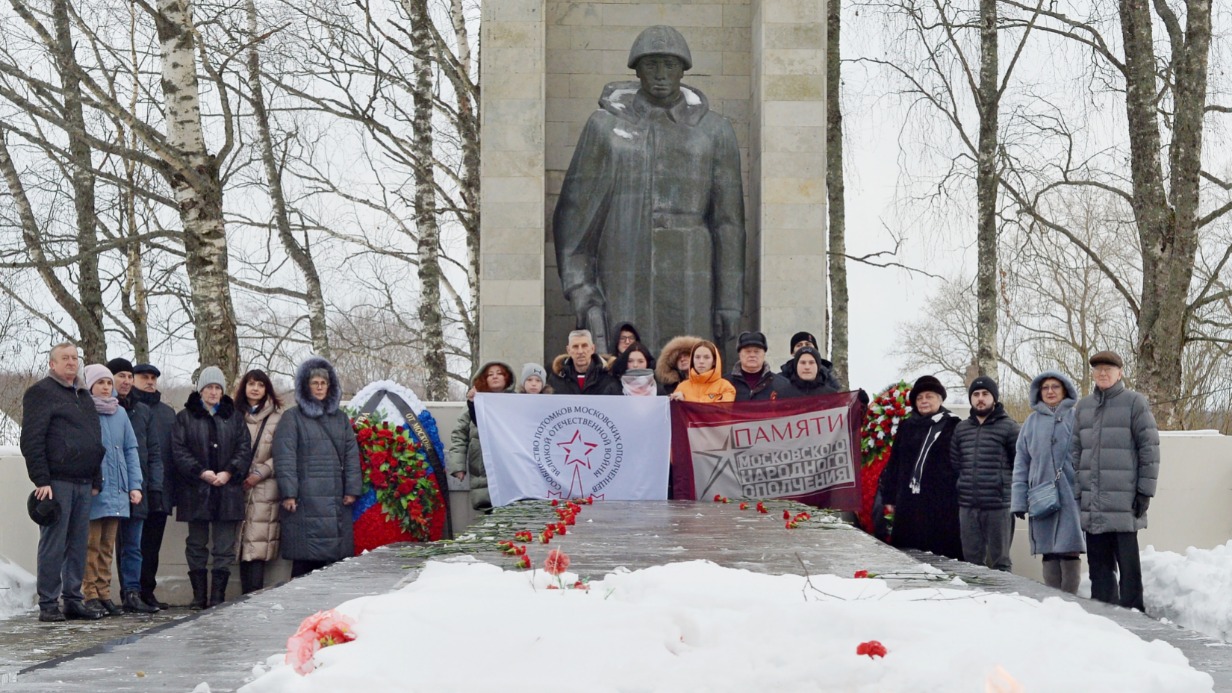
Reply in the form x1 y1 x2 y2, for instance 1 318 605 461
480 0 828 369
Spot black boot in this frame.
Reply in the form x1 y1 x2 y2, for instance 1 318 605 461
239 560 266 595
188 569 208 610
64 599 103 620
141 590 170 610
209 569 230 608
123 589 159 614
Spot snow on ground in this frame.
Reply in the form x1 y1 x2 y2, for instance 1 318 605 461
0 555 36 619
242 560 1213 692
1143 541 1232 644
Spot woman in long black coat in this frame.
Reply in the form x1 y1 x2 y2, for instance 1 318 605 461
172 366 252 609
877 375 963 560
273 356 362 578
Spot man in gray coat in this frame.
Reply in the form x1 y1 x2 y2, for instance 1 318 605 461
1070 350 1160 611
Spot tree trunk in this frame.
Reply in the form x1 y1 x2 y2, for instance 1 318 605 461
825 0 848 388
154 0 240 381
974 0 999 381
51 0 106 361
404 0 449 400
120 2 149 362
246 0 331 359
1118 0 1210 427
449 0 480 368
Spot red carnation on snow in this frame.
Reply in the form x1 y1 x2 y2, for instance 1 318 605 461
856 640 887 658
854 570 870 579
544 549 571 576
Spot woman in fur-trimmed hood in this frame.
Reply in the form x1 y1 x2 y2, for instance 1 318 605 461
272 356 362 577
656 335 702 396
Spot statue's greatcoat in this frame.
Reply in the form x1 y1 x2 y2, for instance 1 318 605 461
553 81 746 353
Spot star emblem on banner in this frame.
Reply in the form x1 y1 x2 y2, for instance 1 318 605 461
556 429 598 469
695 430 742 499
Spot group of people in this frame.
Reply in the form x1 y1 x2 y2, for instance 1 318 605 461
447 326 846 509
878 350 1160 611
21 345 362 623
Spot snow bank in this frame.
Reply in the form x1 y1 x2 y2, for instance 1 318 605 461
0 555 36 619
241 560 1213 692
1143 541 1232 643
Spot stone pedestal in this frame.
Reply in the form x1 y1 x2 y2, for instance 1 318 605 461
480 0 828 368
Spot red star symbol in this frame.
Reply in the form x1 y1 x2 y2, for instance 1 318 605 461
556 429 598 469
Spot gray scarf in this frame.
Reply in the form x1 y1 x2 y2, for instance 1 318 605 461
93 395 119 416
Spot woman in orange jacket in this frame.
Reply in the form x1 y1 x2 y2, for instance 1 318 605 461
670 340 737 403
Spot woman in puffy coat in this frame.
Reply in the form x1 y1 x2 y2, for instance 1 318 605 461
671 340 736 403
448 361 515 511
172 366 251 609
274 356 362 579
82 364 143 617
235 369 283 594
1011 371 1085 593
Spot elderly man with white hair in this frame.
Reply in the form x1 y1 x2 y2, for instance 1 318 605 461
548 330 620 395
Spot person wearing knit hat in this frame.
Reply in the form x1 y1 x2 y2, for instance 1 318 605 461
81 364 144 617
876 374 963 561
1072 348 1159 611
104 357 161 613
951 375 1020 572
517 363 553 394
789 331 817 354
172 364 252 609
129 362 176 609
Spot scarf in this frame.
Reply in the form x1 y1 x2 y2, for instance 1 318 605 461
93 395 119 415
621 371 658 396
908 411 951 495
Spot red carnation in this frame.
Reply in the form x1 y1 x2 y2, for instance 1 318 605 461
551 499 559 506
856 640 887 658
369 470 389 488
516 555 531 570
783 510 791 520
396 479 415 496
854 570 869 579
756 502 768 514
544 549 570 576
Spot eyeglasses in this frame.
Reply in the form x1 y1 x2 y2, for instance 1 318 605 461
1040 384 1063 391
618 335 635 344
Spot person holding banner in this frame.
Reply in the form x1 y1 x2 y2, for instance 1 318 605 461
548 330 620 396
783 346 841 397
449 362 517 510
725 331 794 401
877 375 963 560
671 340 736 403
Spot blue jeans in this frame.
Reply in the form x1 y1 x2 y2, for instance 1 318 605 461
36 480 93 609
116 517 144 592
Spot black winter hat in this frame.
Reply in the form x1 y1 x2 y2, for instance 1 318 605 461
909 375 947 408
28 491 60 527
105 357 134 376
967 375 999 403
789 331 818 352
737 331 768 351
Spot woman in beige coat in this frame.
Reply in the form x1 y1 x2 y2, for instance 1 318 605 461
235 370 284 594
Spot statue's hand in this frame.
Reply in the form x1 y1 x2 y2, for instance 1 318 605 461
567 284 609 348
714 309 741 344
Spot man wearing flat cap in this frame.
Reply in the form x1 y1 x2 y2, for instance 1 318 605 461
1070 350 1159 610
553 25 745 356
130 362 178 609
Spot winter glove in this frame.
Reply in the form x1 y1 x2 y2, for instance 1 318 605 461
1013 512 1026 521
1132 493 1151 518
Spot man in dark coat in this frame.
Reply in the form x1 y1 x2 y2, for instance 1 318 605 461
779 331 843 391
547 330 620 396
131 362 177 608
1071 350 1160 611
20 343 106 622
724 331 793 401
951 376 1020 571
878 375 963 560
553 26 745 354
106 358 160 613
172 366 252 609
274 356 363 578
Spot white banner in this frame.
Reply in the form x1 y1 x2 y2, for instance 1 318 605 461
476 394 671 506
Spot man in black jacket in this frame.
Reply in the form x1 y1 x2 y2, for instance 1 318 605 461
132 362 177 609
548 330 620 395
951 376 1020 571
106 358 160 613
20 343 106 622
725 331 793 401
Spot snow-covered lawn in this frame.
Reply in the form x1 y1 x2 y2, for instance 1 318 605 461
1143 540 1232 644
242 559 1214 692
0 555 36 619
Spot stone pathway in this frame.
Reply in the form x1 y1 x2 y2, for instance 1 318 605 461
2 500 1228 690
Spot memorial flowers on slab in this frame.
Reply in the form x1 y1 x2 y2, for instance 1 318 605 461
286 609 358 675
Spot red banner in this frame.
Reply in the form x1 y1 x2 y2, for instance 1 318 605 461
671 393 866 510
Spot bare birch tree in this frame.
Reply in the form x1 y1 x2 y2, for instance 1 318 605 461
827 0 850 388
